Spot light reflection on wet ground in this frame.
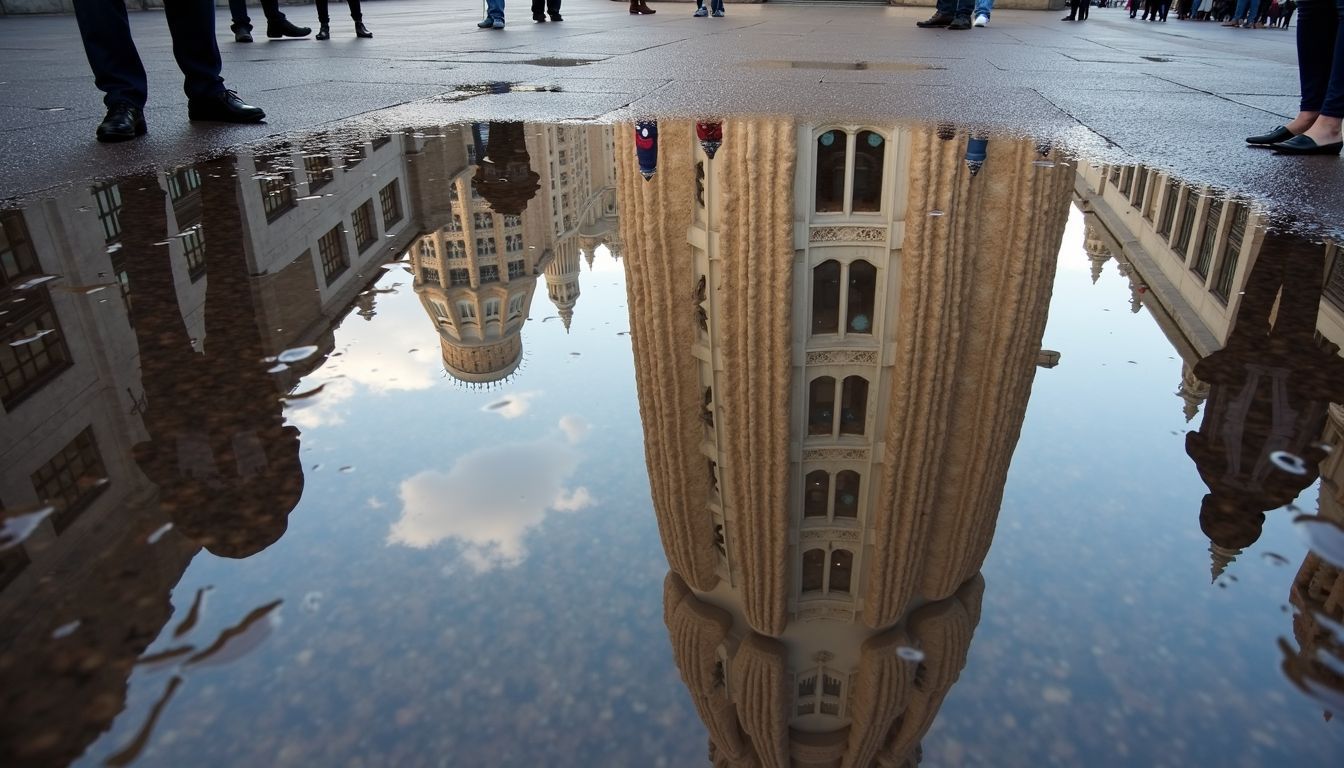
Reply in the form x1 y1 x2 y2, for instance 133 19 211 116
1 120 1342 767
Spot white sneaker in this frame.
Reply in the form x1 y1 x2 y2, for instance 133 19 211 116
973 14 988 26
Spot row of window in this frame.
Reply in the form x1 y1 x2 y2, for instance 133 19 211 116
2 212 73 411
1 426 109 590
1108 166 1247 304
314 181 404 286
433 293 527 326
419 261 526 289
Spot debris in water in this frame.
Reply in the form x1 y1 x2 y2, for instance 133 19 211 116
896 647 925 662
0 504 56 551
147 523 174 544
1293 514 1344 568
277 345 320 364
8 329 54 347
51 620 80 639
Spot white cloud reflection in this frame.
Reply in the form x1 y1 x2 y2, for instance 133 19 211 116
387 418 594 571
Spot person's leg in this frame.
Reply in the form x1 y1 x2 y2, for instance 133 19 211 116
547 0 561 16
1285 0 1336 138
1301 0 1343 143
532 0 545 17
316 0 330 24
228 0 252 30
1082 0 1091 18
1063 0 1078 19
486 0 505 21
974 0 992 19
162 0 224 101
346 0 362 20
72 0 148 109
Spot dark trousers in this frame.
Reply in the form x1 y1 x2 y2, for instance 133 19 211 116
1297 0 1344 118
73 0 223 109
1068 0 1090 17
936 0 974 17
229 0 286 29
316 0 363 23
532 0 560 15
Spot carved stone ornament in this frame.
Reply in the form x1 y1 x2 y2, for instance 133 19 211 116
805 350 879 366
797 605 855 622
809 226 887 243
801 447 870 462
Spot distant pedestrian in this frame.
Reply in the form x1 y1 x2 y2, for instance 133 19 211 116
1062 0 1090 20
973 0 992 26
1247 0 1342 154
1280 0 1295 26
478 0 506 28
227 0 310 42
532 0 562 21
630 0 657 13
692 0 725 16
73 0 265 142
315 0 373 38
916 0 974 29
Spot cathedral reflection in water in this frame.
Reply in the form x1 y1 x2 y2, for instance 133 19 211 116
619 120 1072 766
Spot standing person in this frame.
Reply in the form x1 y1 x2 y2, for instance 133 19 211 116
477 0 505 28
315 0 372 38
1249 0 1343 154
1062 0 1090 20
1225 0 1254 25
973 0 992 27
1281 0 1296 26
73 0 266 143
630 0 656 12
692 0 725 16
532 0 562 21
227 0 310 42
916 0 974 29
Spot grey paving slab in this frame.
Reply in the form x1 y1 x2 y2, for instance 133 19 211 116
0 0 1338 230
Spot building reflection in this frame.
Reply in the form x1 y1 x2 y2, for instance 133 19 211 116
619 120 1072 766
1077 163 1344 715
406 123 619 386
0 132 420 765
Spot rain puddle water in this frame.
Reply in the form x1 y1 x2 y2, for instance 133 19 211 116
1 119 1343 767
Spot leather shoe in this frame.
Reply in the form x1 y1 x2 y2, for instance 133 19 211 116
95 103 146 143
948 14 972 29
234 29 254 42
549 12 563 20
534 12 547 20
1270 134 1343 156
916 12 954 27
1245 125 1294 146
188 90 266 123
355 21 373 37
266 18 311 38
316 24 330 40
478 17 494 27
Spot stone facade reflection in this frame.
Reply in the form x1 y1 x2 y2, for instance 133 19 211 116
405 124 618 384
619 120 1071 766
0 134 419 765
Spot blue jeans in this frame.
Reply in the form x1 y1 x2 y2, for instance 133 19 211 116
73 0 224 109
486 0 505 21
1297 0 1344 117
975 0 993 16
938 0 974 16
1233 0 1256 19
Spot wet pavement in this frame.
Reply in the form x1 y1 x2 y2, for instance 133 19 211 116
1 115 1343 767
2 2 1343 232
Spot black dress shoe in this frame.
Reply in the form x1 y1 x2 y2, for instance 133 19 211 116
1271 134 1344 156
316 23 330 40
916 12 954 26
355 21 373 37
95 103 146 143
534 12 547 20
187 90 266 123
948 14 972 29
1245 125 1294 146
549 12 563 20
267 18 311 37
234 27 254 42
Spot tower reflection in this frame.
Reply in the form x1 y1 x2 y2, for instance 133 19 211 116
619 120 1072 766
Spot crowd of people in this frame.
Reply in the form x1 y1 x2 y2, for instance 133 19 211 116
1167 0 1296 26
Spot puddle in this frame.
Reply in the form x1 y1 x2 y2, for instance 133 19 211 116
1 118 1343 767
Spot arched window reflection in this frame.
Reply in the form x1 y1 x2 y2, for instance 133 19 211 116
834 471 860 518
847 260 876 334
840 376 868 436
802 549 826 593
812 260 841 334
809 377 836 436
815 131 847 213
829 549 854 593
852 131 884 212
804 471 830 518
